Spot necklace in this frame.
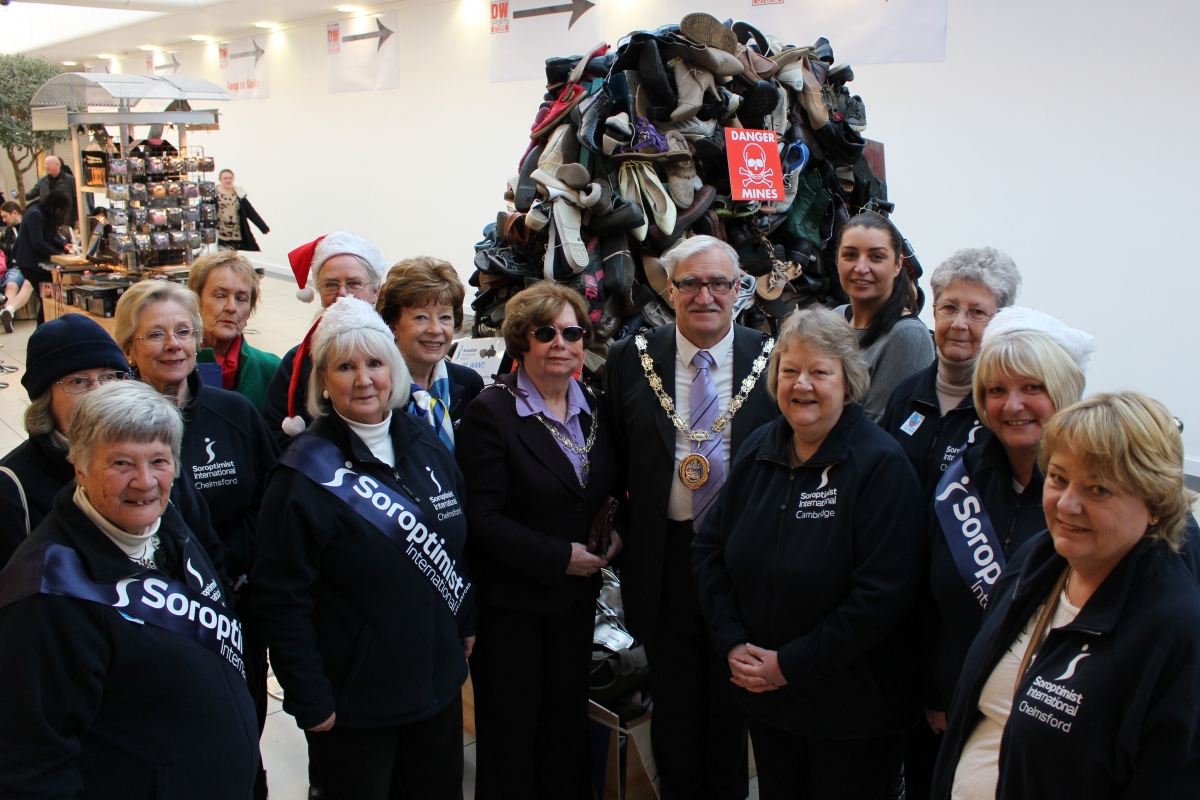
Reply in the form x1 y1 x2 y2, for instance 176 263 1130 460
635 334 774 489
488 382 599 487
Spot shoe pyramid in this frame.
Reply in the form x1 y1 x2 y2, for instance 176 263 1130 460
469 17 898 362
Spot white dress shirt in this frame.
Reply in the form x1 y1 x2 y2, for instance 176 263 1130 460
668 324 736 521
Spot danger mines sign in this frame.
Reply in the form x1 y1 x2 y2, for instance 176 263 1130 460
725 129 785 202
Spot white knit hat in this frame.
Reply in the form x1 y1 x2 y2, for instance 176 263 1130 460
981 307 1096 371
287 231 388 303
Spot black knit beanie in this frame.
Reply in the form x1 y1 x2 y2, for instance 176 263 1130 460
21 313 130 399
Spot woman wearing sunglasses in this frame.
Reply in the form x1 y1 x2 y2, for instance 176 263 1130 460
456 282 623 799
0 314 224 576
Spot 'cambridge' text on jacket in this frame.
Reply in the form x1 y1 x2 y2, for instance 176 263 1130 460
932 532 1200 799
252 411 473 731
693 405 927 738
0 486 258 799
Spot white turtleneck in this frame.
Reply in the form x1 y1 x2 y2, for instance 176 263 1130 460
339 411 395 467
73 485 161 569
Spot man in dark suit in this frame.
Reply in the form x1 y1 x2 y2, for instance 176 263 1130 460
605 236 779 800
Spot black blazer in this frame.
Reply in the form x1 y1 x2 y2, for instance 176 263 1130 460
446 361 485 426
455 371 618 613
604 323 780 642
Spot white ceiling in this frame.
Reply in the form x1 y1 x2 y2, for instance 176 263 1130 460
7 0 378 65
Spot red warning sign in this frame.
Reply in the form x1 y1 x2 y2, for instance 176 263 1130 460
725 128 785 202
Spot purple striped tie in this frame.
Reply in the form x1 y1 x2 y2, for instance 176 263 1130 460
690 350 725 530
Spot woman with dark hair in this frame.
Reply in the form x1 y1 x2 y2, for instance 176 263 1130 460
14 191 73 325
834 212 934 422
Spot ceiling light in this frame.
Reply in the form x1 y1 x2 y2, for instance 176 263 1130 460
138 45 159 51
336 5 362 11
62 61 78 66
97 54 116 60
254 21 276 28
191 35 213 42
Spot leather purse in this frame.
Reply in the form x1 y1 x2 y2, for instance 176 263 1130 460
587 496 618 556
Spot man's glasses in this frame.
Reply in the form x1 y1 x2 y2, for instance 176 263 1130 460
672 278 735 295
58 371 129 395
319 279 369 296
137 328 197 347
530 325 584 343
933 303 994 323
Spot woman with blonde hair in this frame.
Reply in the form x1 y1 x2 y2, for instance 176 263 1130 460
920 308 1093 743
933 391 1200 798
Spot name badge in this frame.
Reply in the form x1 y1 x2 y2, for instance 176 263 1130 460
900 411 925 436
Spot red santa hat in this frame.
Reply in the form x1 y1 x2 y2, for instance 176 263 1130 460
287 231 388 303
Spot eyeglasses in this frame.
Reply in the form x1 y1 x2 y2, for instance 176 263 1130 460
137 328 197 346
57 371 128 395
530 325 584 343
933 303 995 323
318 279 369 296
671 278 735 295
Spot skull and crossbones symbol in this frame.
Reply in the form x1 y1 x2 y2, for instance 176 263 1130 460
738 143 775 187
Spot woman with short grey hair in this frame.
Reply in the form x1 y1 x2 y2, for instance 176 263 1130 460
693 306 927 799
254 297 473 799
0 313 222 578
882 247 1023 494
0 380 258 798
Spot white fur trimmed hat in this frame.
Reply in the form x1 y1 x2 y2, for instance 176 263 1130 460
981 306 1096 371
287 231 388 303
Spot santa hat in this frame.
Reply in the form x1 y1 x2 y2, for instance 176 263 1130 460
288 231 388 303
981 307 1096 372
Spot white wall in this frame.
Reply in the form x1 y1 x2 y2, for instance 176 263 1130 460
96 0 1200 468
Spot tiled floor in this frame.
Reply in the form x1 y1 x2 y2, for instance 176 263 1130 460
1 274 766 799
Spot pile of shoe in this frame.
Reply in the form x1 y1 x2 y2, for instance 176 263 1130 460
469 14 891 358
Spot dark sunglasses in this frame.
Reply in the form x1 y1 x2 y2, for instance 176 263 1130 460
530 325 584 343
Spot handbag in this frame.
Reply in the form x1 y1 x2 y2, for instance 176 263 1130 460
588 496 618 556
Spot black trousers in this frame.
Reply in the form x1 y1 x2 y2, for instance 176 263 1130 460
902 717 940 800
240 588 270 799
304 694 463 800
747 716 906 800
643 522 748 800
469 597 594 800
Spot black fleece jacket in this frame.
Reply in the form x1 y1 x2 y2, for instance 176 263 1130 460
881 361 982 497
924 429 1048 711
932 532 1200 799
253 411 473 730
0 432 229 586
179 370 279 581
0 486 258 799
692 405 927 738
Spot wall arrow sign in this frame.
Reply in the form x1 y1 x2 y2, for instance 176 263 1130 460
343 17 394 50
153 54 182 74
228 40 266 66
512 0 595 30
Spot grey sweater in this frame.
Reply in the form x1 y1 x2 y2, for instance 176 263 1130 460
836 306 934 423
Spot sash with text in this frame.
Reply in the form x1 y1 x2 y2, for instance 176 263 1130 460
933 454 1006 608
0 542 246 678
280 434 471 618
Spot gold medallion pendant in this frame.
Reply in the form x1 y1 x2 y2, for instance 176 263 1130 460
679 453 711 489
